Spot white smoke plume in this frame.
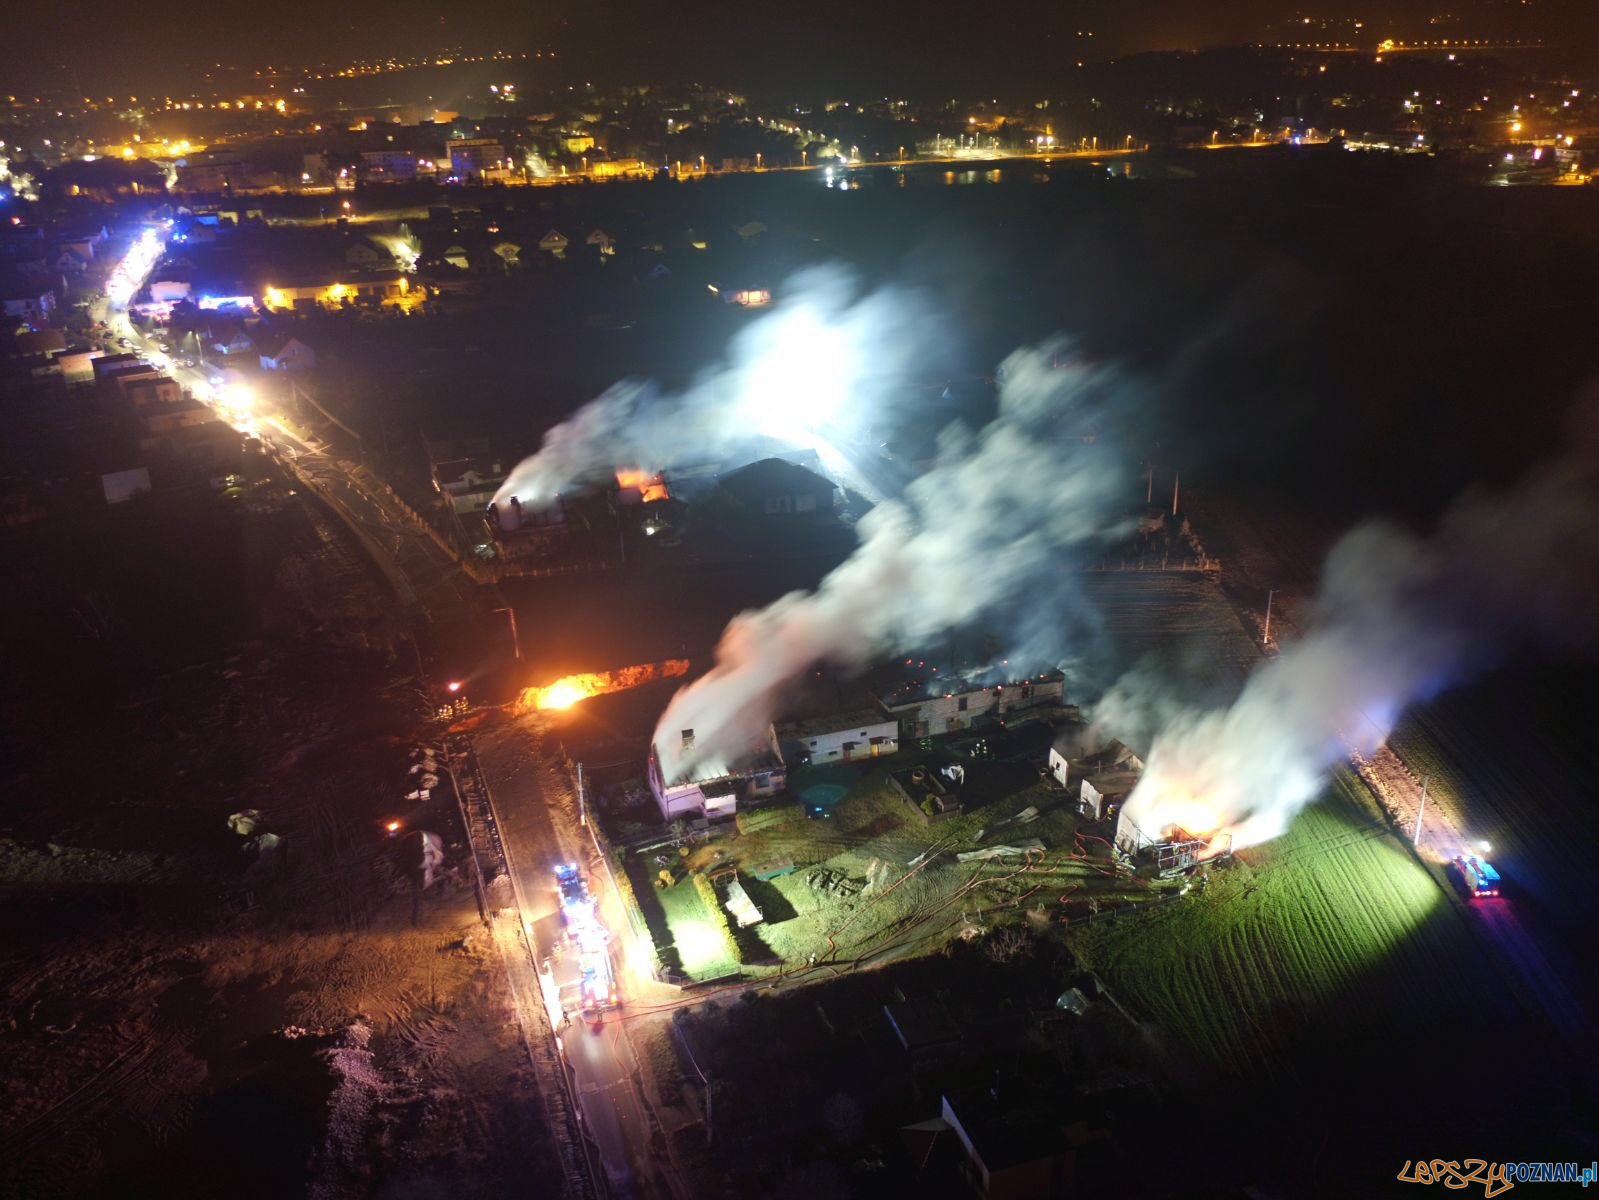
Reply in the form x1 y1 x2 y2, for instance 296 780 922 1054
1118 405 1599 851
492 265 948 509
653 344 1135 782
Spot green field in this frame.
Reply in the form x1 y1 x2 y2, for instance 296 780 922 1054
1067 771 1523 1086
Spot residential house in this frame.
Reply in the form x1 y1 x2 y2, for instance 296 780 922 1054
203 319 257 358
10 328 67 362
877 672 1067 741
1046 722 1089 787
1071 740 1144 823
140 397 213 434
255 332 317 371
359 149 420 182
122 376 184 408
91 351 144 381
101 467 153 505
585 228 616 256
716 457 835 516
431 456 506 514
485 494 571 559
56 346 103 382
589 159 647 179
647 726 787 822
710 283 773 307
343 237 392 270
447 138 509 181
259 269 415 310
56 238 97 267
930 1069 1142 1200
776 707 899 765
537 229 569 258
2 286 55 322
139 418 240 471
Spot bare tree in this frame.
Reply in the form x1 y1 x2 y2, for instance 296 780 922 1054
984 925 1031 964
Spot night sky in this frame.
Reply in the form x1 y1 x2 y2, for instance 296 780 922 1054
3 0 1591 95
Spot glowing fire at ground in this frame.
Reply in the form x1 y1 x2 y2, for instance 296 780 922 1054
615 468 670 503
518 659 690 712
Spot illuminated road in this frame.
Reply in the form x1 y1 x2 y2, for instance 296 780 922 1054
476 719 682 1199
108 231 669 1197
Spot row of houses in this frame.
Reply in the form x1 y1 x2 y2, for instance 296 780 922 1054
646 670 1068 822
1 218 117 329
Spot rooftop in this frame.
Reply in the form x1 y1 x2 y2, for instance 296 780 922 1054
717 456 834 504
776 706 894 740
653 726 784 789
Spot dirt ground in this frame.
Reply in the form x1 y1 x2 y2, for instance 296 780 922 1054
0 486 559 1200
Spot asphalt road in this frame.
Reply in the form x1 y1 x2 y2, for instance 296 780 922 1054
475 720 680 1199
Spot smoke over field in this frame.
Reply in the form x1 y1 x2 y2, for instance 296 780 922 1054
1119 402 1599 850
654 343 1134 781
493 265 946 508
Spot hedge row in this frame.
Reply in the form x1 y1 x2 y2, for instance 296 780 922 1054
691 871 744 967
611 848 648 941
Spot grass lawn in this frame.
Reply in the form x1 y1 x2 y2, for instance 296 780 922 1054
1066 771 1527 1087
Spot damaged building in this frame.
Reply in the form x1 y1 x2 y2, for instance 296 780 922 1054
647 726 787 821
1050 734 1145 823
876 671 1066 741
775 707 899 765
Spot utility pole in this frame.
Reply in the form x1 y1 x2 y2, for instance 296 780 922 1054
493 606 521 659
1413 775 1428 845
1263 589 1275 646
577 761 586 827
1171 472 1180 516
1145 463 1153 505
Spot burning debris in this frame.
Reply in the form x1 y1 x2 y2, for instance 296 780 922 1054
614 468 670 504
1117 400 1599 852
517 659 690 712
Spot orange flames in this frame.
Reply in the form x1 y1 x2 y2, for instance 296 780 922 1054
518 659 690 712
615 468 670 503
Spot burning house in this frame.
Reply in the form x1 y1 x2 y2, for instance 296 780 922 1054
614 468 687 543
647 726 787 822
485 494 570 560
1114 802 1232 876
875 671 1066 741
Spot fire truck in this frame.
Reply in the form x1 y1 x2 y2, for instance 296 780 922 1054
1451 854 1502 898
554 863 618 1013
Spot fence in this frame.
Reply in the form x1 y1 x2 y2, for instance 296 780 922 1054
1062 888 1186 926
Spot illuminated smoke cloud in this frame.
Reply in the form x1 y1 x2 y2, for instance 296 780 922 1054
492 265 946 509
1119 408 1599 850
653 345 1135 782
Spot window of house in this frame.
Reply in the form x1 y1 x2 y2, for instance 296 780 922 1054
795 493 817 512
957 697 968 712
